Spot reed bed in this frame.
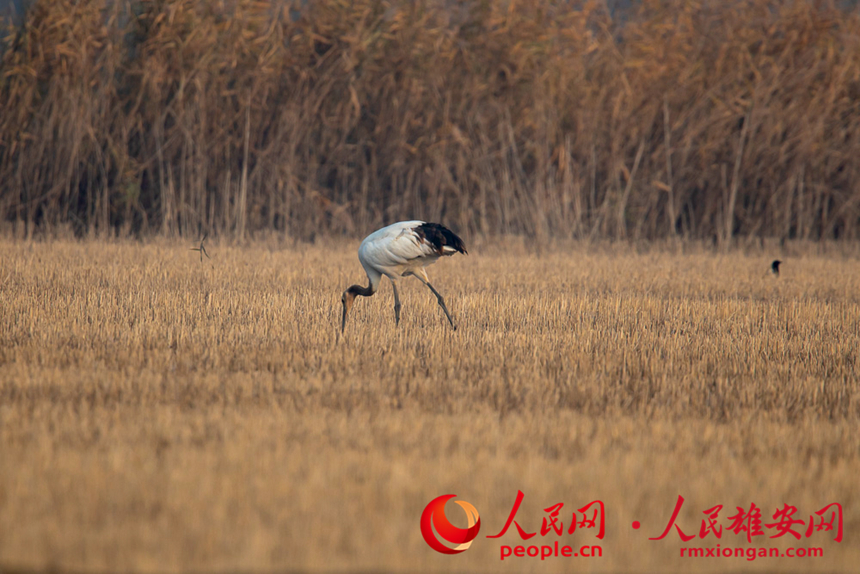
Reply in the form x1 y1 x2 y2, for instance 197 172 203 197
1 0 860 242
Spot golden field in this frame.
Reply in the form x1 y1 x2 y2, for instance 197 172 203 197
0 237 859 573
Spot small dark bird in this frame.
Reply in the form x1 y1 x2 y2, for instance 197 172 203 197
770 260 782 277
190 233 211 262
341 221 467 332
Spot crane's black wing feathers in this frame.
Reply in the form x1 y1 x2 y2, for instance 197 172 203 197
414 222 468 256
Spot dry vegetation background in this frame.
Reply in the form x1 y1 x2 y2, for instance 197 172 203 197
0 238 859 572
2 0 860 242
2 0 860 572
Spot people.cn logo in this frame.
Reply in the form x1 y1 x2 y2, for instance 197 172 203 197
420 494 482 554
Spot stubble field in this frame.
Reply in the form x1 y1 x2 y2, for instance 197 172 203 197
0 238 858 573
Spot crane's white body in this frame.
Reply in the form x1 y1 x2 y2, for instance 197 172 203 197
358 220 451 292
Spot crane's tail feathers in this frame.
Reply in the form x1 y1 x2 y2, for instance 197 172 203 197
416 222 468 256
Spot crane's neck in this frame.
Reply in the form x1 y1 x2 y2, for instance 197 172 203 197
346 284 375 298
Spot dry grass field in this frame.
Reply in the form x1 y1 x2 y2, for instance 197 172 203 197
1 237 859 573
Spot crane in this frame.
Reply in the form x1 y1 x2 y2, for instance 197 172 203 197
341 221 467 332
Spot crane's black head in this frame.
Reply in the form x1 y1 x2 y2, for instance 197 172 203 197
341 284 374 333
771 260 782 276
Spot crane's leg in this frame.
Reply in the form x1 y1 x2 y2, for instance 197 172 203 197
414 271 456 330
391 280 402 326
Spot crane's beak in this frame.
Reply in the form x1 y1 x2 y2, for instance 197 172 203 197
341 292 354 333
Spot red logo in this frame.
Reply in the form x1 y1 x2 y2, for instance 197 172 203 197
420 494 481 554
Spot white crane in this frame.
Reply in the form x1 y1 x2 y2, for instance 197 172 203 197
341 221 468 332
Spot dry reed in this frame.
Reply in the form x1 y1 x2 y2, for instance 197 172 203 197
1 0 860 242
